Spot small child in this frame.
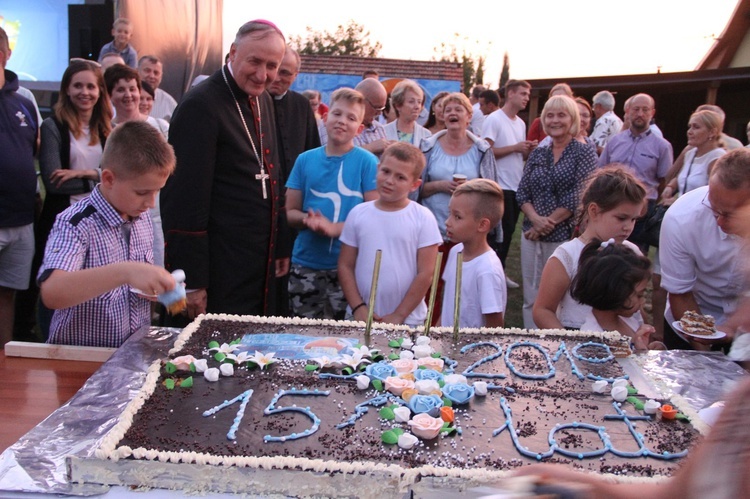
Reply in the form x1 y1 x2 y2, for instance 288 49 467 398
98 18 138 68
440 179 506 328
38 121 176 347
286 88 378 319
571 239 664 351
338 143 442 326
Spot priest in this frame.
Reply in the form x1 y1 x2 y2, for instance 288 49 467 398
161 20 290 320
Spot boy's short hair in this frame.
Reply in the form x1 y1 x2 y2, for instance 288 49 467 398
0 27 9 56
329 87 365 122
453 179 504 226
102 121 175 179
104 64 141 94
113 18 132 28
380 142 426 179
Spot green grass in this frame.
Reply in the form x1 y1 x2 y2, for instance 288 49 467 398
503 218 524 328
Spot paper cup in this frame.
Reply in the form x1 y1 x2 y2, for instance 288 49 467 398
452 174 467 184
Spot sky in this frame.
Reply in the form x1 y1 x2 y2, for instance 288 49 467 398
223 0 740 85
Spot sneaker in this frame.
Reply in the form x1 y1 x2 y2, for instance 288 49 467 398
506 277 520 289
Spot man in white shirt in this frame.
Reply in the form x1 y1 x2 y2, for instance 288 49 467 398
138 55 177 122
481 80 535 280
469 84 486 135
591 90 623 154
660 148 750 350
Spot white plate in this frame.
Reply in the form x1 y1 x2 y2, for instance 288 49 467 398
672 320 726 340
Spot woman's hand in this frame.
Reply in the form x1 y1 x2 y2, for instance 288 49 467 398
49 169 85 187
530 214 556 236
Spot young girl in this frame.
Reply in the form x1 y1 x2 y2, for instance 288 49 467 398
571 239 662 351
533 167 646 329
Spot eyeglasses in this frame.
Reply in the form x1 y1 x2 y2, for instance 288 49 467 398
366 97 386 113
701 193 734 220
70 58 102 68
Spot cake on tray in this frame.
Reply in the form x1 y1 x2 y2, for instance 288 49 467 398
72 314 703 497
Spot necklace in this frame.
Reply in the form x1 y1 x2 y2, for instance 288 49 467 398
221 66 269 199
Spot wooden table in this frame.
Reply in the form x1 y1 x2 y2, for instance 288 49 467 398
0 350 102 452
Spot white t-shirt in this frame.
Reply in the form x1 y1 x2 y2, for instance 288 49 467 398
579 310 643 333
440 244 506 328
551 238 641 329
659 186 746 325
481 109 525 191
677 147 725 194
68 127 103 204
339 201 442 326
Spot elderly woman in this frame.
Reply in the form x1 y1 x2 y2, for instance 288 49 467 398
527 82 574 142
384 79 432 146
516 95 597 328
661 110 726 201
424 91 449 135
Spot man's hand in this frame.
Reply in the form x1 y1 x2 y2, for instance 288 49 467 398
275 258 290 277
186 289 207 319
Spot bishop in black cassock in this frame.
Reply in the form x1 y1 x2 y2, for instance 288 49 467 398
161 64 289 318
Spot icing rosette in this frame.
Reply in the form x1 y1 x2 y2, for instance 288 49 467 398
171 355 197 371
192 359 208 372
443 374 468 385
408 413 443 440
442 383 475 405
204 368 220 382
416 357 444 371
393 406 411 423
390 358 418 375
414 368 444 384
473 381 488 397
399 350 415 360
365 361 397 381
397 432 419 449
592 380 608 394
412 344 433 359
355 375 370 390
407 394 443 416
384 376 415 396
414 379 441 395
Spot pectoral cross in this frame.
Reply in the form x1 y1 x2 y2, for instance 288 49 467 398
256 166 270 199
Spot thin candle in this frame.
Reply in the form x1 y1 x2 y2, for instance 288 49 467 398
365 249 382 345
423 252 443 336
453 251 463 341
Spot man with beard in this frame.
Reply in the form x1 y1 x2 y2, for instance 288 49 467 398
161 20 290 321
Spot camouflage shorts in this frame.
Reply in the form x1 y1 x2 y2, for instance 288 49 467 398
288 265 346 320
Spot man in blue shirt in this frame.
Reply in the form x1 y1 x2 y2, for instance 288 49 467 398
0 27 38 347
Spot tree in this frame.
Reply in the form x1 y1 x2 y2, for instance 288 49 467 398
290 20 382 57
499 52 510 91
433 34 491 96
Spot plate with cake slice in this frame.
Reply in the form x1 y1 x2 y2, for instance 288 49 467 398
672 310 726 340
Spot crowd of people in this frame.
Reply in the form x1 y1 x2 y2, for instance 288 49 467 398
2 18 750 361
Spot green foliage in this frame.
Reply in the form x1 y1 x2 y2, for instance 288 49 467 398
433 33 491 95
291 20 382 57
499 52 510 91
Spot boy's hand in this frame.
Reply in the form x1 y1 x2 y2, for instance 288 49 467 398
126 263 176 297
353 306 370 323
304 210 337 237
186 289 208 319
379 313 405 325
633 324 655 351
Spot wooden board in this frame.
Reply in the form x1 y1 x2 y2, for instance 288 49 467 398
4 341 115 362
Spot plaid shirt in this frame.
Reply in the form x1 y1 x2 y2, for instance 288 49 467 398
39 186 153 347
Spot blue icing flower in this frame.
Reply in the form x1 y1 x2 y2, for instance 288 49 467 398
365 361 397 381
408 394 443 415
442 383 475 405
414 369 444 383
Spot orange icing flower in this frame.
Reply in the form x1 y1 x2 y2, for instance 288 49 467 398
440 406 454 423
401 388 418 401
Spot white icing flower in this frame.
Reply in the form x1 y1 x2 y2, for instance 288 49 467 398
312 356 340 369
340 351 370 370
356 345 379 359
408 413 443 440
414 379 441 395
208 342 240 356
612 378 629 389
474 381 488 397
249 351 277 370
443 374 468 385
192 359 208 373
226 351 253 365
356 375 370 390
171 355 197 371
415 336 431 346
644 399 661 415
412 344 433 359
611 385 628 402
397 432 419 450
399 350 415 361
592 380 609 394
393 406 411 423
400 338 414 349
220 363 234 376
204 368 220 382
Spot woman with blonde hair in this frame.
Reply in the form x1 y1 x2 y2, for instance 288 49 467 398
384 79 431 146
516 95 597 328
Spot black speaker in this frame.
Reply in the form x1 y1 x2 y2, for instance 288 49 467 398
68 2 114 61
